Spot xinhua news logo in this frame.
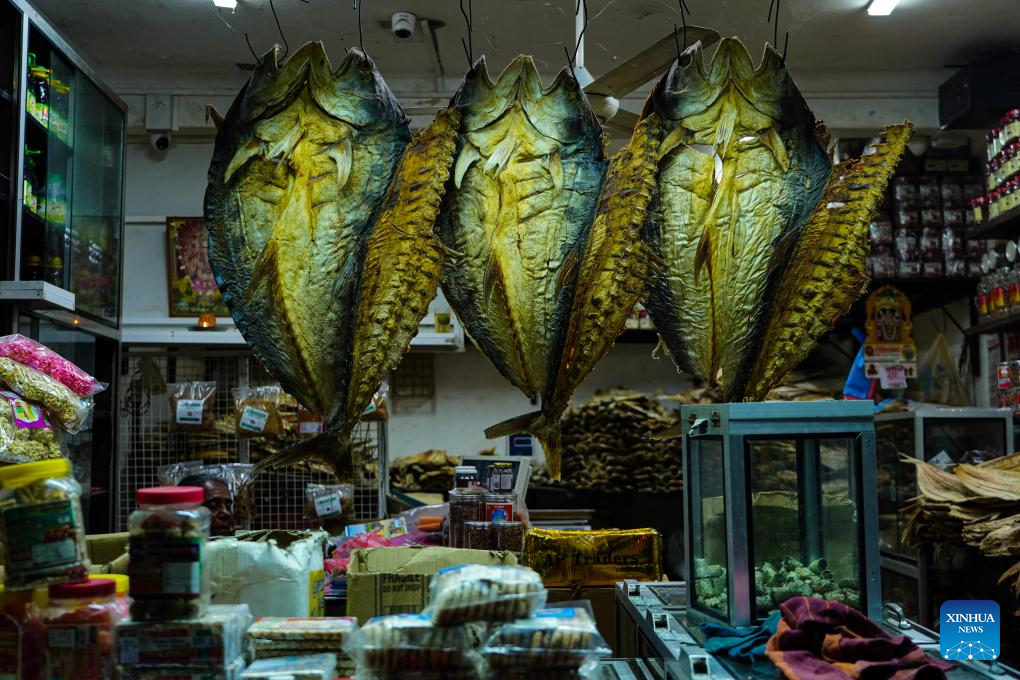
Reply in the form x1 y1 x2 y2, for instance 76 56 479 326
940 600 1000 661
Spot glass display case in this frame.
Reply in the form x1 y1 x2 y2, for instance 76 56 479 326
876 407 1012 626
1 0 125 328
682 401 879 626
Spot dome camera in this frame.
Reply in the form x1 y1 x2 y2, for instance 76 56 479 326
150 132 171 152
391 11 416 39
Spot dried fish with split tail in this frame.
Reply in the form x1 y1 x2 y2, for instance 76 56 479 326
643 38 909 401
486 114 664 479
205 43 411 478
438 56 608 476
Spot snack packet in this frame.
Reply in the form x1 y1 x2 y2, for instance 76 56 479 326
345 614 473 673
169 381 216 431
0 358 93 432
0 391 62 463
480 607 611 670
0 334 105 396
233 385 285 439
424 565 546 626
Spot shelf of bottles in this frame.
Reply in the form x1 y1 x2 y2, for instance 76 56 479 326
15 24 124 327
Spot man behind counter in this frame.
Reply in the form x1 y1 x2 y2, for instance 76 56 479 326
179 473 236 536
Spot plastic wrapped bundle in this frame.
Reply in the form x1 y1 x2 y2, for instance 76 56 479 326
0 358 93 432
118 657 246 679
247 617 357 659
116 604 252 668
0 392 62 463
345 614 473 673
424 565 546 625
480 607 611 671
0 334 105 396
240 653 337 679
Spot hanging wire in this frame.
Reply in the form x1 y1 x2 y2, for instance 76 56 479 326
245 32 263 65
460 0 474 66
270 0 290 60
767 0 789 63
353 0 365 54
565 0 588 70
673 0 691 61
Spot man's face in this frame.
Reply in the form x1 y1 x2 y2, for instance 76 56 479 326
203 480 235 536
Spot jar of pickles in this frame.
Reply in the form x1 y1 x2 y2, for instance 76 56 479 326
0 587 45 680
0 459 89 591
43 578 123 679
127 486 210 621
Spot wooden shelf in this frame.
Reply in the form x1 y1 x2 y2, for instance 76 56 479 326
967 203 1020 240
965 311 1020 337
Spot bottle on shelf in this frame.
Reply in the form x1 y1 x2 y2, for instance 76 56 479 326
994 268 1010 316
22 147 42 214
27 59 50 127
45 256 64 288
977 276 991 319
21 254 43 281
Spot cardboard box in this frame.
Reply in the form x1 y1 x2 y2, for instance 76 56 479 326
86 532 130 568
547 586 618 656
346 546 517 623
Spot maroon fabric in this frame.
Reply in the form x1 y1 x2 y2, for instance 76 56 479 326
765 597 953 680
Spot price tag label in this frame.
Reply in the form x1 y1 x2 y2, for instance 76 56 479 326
879 365 908 389
176 399 203 424
314 492 342 517
239 406 269 433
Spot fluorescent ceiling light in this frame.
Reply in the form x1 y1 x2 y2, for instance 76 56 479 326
212 0 237 9
867 0 900 16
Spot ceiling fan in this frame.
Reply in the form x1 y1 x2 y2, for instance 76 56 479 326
572 6 720 136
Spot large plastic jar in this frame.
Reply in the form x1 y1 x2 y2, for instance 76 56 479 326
0 587 45 680
448 488 484 548
0 458 89 591
127 486 210 621
43 578 123 679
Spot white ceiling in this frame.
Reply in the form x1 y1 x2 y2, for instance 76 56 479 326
29 0 1020 94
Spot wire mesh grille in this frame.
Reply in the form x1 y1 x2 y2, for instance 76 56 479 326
117 349 387 531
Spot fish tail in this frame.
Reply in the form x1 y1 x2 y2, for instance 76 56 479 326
252 430 355 481
484 411 565 481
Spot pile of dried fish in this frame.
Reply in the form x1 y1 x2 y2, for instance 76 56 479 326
389 449 461 493
666 375 837 406
903 453 1020 604
531 391 683 493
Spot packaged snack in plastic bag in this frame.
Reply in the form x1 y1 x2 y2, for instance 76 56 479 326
158 461 255 525
241 653 337 679
0 391 63 462
424 565 546 625
0 334 106 397
0 358 93 433
480 607 611 671
345 614 472 672
169 381 216 431
232 385 284 439
305 483 354 532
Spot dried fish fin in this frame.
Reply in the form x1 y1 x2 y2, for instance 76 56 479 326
344 108 461 438
328 137 354 190
207 105 225 130
547 151 564 194
454 142 481 189
225 136 265 183
742 122 912 400
762 127 789 171
658 126 687 160
253 431 355 480
555 246 581 296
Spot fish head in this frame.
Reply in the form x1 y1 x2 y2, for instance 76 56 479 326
656 37 795 154
240 42 406 132
452 54 603 150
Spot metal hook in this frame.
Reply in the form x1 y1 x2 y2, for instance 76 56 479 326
244 32 263 65
767 0 789 63
269 0 289 60
353 0 365 55
460 0 474 66
567 0 588 70
673 0 691 61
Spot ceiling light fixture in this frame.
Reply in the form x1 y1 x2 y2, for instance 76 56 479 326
867 0 900 16
212 0 237 9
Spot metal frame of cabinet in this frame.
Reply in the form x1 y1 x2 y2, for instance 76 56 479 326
2 0 127 330
876 407 1013 628
0 0 125 533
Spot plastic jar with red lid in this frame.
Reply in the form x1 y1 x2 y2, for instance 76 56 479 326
127 486 210 621
1004 109 1020 148
0 587 45 680
43 578 123 679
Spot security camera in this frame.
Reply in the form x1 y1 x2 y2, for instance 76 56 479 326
150 132 171 152
391 11 416 39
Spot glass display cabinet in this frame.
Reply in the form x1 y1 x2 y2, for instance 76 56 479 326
0 0 125 532
1 0 126 328
876 407 1012 626
681 401 880 626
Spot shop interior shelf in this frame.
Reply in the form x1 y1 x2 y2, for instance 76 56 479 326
965 311 1020 337
967 203 1020 240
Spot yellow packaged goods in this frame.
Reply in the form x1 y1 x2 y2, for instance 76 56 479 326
423 564 546 626
521 528 662 586
0 358 92 432
233 385 285 439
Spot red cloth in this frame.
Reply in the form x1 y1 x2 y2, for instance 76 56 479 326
766 597 952 680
